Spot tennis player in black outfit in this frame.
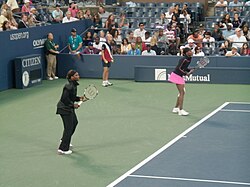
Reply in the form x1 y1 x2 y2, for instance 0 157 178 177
168 48 194 116
56 70 87 155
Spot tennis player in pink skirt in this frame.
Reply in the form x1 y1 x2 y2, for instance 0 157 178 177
168 47 194 116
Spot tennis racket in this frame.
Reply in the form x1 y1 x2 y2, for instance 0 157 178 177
78 84 98 105
194 57 210 70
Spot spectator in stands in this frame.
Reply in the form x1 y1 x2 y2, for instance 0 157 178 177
165 24 179 54
68 28 83 54
120 38 131 54
105 14 117 30
144 31 152 44
5 10 18 29
181 3 192 16
93 36 103 51
112 29 122 45
0 10 8 29
18 13 28 29
6 0 19 12
82 42 100 54
150 35 160 55
68 2 79 18
228 27 247 49
76 10 84 20
169 14 180 28
215 0 228 11
84 9 92 20
179 8 191 27
127 30 135 43
99 30 106 42
211 23 224 41
221 13 232 27
118 12 129 30
156 13 168 28
52 4 63 23
240 42 250 55
245 1 250 6
21 0 31 13
127 42 141 55
242 25 250 41
2 20 16 30
27 14 36 27
157 28 169 55
184 39 196 52
222 23 235 39
202 31 216 50
82 31 93 48
232 13 241 28
198 24 206 36
219 39 232 55
142 44 157 56
30 7 42 24
225 46 241 56
98 6 110 27
228 0 243 12
173 4 181 17
193 46 205 56
44 32 59 80
135 36 146 54
187 29 203 48
134 22 147 41
92 13 102 29
165 6 174 23
62 11 78 23
177 46 185 56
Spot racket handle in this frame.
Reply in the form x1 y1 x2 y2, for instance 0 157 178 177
78 101 83 105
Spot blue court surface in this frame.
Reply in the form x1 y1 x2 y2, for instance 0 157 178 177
107 102 250 187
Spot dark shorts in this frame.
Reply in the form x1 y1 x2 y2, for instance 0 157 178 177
102 60 111 68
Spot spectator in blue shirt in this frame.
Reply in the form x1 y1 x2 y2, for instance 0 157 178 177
127 42 141 55
68 28 83 54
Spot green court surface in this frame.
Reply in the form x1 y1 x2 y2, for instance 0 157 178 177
0 79 249 187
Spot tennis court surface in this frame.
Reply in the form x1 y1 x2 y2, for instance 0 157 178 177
108 102 250 187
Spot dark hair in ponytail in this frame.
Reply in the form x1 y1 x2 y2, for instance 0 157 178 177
66 69 77 79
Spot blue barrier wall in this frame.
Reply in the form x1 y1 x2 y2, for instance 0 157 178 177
57 54 250 84
0 20 92 91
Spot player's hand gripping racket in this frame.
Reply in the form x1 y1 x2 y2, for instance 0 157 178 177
78 84 98 105
194 57 210 70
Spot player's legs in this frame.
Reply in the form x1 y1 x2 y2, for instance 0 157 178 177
59 114 74 152
175 84 189 116
102 67 109 86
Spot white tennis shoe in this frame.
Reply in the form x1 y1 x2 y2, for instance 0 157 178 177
178 109 189 116
57 149 72 155
107 81 113 86
53 76 59 80
102 82 108 87
172 107 180 113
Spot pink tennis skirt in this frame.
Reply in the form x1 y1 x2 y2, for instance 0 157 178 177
168 72 185 85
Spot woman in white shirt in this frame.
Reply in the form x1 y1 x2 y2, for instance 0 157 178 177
120 38 131 54
193 46 205 56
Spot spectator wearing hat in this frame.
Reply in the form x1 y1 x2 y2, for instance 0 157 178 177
82 42 100 54
6 0 19 12
52 4 63 23
141 44 157 56
21 0 31 13
62 11 78 23
222 23 235 39
68 28 83 54
187 30 203 48
225 46 241 56
202 31 216 50
228 27 247 49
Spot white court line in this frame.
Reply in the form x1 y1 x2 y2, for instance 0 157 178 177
106 102 230 187
228 102 250 104
129 174 250 186
221 109 250 113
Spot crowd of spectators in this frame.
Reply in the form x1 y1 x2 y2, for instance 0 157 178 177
1 0 250 56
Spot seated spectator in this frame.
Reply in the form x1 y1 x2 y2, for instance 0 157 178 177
193 46 205 56
68 28 83 54
228 28 247 49
156 13 168 27
93 36 103 51
202 31 216 50
232 13 241 28
118 12 129 30
6 0 19 12
228 0 243 12
127 30 135 43
173 4 181 17
150 35 160 55
30 7 42 24
112 29 122 45
164 24 179 54
157 28 169 55
52 4 63 23
127 42 141 55
18 14 28 29
135 36 146 54
84 9 92 20
0 10 8 29
120 38 131 54
187 29 203 48
198 23 206 36
68 2 79 18
184 38 196 52
27 14 36 27
98 6 110 27
177 46 185 56
242 25 250 41
215 0 228 11
82 42 100 54
92 13 102 29
240 43 250 55
222 23 235 40
2 20 17 31
21 0 31 13
5 10 17 28
219 39 232 55
99 30 106 42
105 14 117 30
181 3 192 16
134 22 147 41
144 31 152 44
142 44 157 56
62 11 78 23
211 24 224 41
82 31 93 48
76 10 84 20
221 13 232 27
225 46 241 56
165 6 174 23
